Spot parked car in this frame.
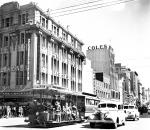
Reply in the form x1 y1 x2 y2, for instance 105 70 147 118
124 105 140 121
147 106 150 114
87 102 126 129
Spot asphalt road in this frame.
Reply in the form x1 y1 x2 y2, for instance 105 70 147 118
0 113 150 130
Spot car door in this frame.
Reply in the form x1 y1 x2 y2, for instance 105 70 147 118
118 104 125 124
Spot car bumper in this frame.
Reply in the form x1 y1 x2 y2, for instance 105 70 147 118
126 114 135 119
88 119 114 124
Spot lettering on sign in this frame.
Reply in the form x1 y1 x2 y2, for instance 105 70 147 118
87 45 107 50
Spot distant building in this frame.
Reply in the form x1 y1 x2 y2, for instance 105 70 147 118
145 88 150 104
86 45 120 102
82 59 94 94
115 63 134 105
130 71 139 105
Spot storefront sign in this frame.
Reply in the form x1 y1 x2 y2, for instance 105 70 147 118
88 45 107 50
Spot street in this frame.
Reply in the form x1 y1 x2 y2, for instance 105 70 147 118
0 114 150 130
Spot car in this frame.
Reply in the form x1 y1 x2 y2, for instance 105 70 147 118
124 105 140 121
148 108 150 114
87 102 126 129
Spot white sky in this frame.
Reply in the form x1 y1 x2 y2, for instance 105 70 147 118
1 0 150 88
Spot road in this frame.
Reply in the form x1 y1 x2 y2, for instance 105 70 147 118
0 114 150 130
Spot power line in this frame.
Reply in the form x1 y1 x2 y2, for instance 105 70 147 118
51 0 136 17
51 0 104 12
51 0 123 15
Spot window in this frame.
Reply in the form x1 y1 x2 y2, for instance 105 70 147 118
22 14 26 24
20 51 24 65
42 54 45 67
52 24 59 36
4 36 8 47
1 19 4 28
18 15 21 25
42 73 45 84
98 103 106 108
42 36 46 47
26 13 28 23
71 38 75 47
42 17 45 27
62 31 67 41
21 33 25 44
2 72 7 85
5 18 10 27
3 54 8 67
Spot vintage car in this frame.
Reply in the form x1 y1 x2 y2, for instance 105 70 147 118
124 105 140 121
88 102 126 129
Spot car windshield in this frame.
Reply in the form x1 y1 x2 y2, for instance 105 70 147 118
124 106 128 109
107 103 117 108
98 103 117 108
129 106 134 109
98 103 106 108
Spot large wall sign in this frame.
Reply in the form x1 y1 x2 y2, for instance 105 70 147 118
88 45 107 50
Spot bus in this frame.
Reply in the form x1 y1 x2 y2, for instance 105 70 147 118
82 92 100 119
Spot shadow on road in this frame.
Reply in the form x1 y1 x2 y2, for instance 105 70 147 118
81 123 122 129
140 113 150 118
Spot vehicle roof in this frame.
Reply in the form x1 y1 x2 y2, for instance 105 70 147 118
98 102 123 105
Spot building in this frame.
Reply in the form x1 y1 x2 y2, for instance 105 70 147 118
145 88 150 105
82 59 94 94
0 2 85 105
115 63 135 105
130 71 139 105
86 45 120 102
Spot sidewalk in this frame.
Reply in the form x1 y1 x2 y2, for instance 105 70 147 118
0 117 27 127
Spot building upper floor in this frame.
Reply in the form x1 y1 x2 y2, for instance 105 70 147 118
0 2 84 57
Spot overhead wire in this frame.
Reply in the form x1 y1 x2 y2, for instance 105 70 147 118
51 0 124 15
50 0 136 17
51 0 104 12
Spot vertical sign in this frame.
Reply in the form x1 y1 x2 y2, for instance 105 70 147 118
27 38 30 80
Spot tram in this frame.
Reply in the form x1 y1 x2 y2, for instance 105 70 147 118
25 87 85 127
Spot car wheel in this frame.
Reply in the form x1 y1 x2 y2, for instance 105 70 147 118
112 121 118 129
122 119 125 126
90 123 95 128
133 115 136 121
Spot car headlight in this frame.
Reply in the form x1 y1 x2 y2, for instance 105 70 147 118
36 112 39 116
89 115 95 119
104 112 109 118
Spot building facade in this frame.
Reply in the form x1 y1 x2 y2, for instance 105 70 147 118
86 45 120 102
115 63 135 105
0 2 85 104
130 71 139 105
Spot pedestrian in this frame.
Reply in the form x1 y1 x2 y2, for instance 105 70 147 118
55 101 61 122
7 106 11 118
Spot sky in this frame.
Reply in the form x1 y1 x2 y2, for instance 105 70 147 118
0 0 150 88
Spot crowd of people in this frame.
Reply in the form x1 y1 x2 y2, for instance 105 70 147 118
0 100 81 123
0 105 24 118
53 101 79 122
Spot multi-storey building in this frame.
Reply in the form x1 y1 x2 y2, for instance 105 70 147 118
0 2 85 105
82 59 94 94
86 45 120 102
144 88 150 104
115 63 135 105
130 71 139 104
